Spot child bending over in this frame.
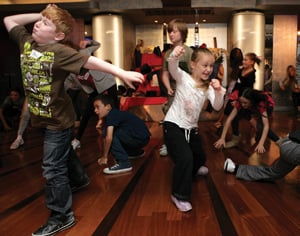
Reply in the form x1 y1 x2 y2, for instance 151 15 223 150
94 94 150 174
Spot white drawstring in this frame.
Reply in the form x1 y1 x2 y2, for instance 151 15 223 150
184 129 191 143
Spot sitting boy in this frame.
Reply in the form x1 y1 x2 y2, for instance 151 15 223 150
94 94 150 174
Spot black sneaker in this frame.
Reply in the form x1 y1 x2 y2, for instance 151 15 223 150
32 213 75 236
128 150 145 160
103 162 132 174
70 174 90 193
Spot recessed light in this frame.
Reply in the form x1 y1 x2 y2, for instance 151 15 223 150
154 20 158 23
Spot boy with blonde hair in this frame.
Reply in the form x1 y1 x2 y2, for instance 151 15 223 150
4 4 143 236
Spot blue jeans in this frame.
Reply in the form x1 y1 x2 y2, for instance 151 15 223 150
42 127 73 215
110 128 149 164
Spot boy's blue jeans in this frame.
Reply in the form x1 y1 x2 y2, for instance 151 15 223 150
42 127 73 215
110 128 149 164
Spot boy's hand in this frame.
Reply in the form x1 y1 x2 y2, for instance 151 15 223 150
167 87 174 96
120 71 144 89
96 119 103 129
98 156 108 165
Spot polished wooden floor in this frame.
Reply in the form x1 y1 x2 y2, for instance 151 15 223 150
0 111 299 236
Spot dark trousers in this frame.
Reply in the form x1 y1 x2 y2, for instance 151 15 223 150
67 89 82 121
163 121 206 201
110 128 149 164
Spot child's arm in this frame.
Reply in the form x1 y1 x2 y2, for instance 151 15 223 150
83 56 144 89
209 78 226 111
98 126 114 165
167 45 185 81
255 113 269 154
161 70 174 96
169 45 185 59
214 107 238 149
4 13 41 32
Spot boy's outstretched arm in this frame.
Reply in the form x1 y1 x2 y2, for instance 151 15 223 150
84 56 144 89
4 13 41 32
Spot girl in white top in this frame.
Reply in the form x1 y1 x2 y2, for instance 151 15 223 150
163 46 225 212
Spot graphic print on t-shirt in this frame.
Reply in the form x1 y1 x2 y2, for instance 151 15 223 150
21 42 53 118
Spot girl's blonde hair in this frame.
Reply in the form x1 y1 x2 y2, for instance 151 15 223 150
191 47 214 90
41 5 74 36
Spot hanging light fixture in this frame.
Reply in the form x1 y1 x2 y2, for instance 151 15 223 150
194 9 199 47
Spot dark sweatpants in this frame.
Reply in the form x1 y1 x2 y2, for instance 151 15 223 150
163 121 206 201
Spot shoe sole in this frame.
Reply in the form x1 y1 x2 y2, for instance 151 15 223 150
103 167 133 175
128 151 145 160
32 217 75 236
224 161 228 172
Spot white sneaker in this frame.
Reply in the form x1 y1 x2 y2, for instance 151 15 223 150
224 158 236 173
197 166 209 176
171 195 192 212
71 139 81 150
10 137 24 150
159 144 168 156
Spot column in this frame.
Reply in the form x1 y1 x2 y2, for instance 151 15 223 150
92 14 124 86
231 10 265 90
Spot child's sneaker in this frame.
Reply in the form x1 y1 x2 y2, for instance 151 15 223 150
224 158 236 173
171 195 192 212
71 139 81 150
197 166 209 176
103 163 132 174
10 137 24 150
